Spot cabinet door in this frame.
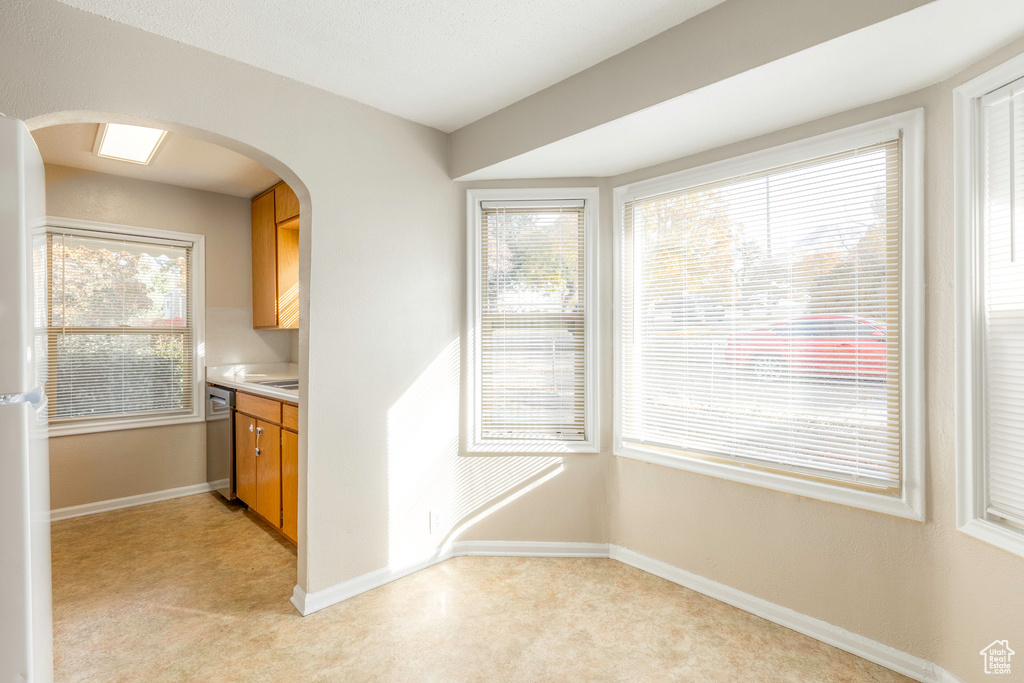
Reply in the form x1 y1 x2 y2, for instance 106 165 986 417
281 429 299 543
235 413 257 508
276 219 300 329
251 191 278 328
254 420 282 526
274 182 300 223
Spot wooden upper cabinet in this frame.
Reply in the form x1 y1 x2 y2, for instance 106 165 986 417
275 182 300 223
276 218 300 329
251 181 300 329
251 191 278 329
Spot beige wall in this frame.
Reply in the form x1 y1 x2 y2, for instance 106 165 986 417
608 37 1024 682
44 164 296 509
48 424 206 510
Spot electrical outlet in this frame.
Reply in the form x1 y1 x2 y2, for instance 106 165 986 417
429 510 443 535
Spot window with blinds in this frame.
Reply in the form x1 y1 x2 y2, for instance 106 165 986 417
619 135 906 493
471 194 594 448
46 227 197 427
979 76 1024 530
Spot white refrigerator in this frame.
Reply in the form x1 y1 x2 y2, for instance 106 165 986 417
0 114 54 683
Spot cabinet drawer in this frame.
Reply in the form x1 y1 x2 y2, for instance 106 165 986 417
237 392 281 423
282 403 299 431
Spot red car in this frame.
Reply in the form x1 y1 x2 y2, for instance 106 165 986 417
725 315 888 380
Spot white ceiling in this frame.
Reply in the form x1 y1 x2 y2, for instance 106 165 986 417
56 0 726 133
462 0 1024 180
33 123 280 197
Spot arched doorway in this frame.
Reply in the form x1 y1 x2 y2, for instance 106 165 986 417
18 111 312 680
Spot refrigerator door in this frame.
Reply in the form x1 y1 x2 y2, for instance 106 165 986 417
0 115 46 395
0 114 53 683
0 398 52 683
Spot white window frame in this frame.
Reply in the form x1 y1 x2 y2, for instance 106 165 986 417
466 188 600 454
954 53 1024 558
613 110 925 520
45 216 206 437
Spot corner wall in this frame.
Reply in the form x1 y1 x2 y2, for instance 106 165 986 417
447 178 612 549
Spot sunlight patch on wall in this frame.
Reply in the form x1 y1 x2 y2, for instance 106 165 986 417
386 337 561 570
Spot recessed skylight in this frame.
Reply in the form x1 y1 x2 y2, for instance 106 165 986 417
95 123 167 165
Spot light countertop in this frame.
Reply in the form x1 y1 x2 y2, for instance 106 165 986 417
206 363 299 403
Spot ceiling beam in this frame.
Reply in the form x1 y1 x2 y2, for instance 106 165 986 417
449 0 935 179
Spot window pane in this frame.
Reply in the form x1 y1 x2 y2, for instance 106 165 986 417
479 204 587 441
982 89 1024 526
51 332 190 420
50 234 189 328
621 141 902 488
47 229 194 424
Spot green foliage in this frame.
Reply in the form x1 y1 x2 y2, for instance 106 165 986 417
484 210 581 312
51 243 154 327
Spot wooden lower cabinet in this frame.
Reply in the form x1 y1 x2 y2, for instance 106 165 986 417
254 421 282 525
281 429 298 543
235 413 258 507
233 391 298 544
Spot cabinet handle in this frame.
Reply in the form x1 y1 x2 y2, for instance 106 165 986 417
255 426 262 456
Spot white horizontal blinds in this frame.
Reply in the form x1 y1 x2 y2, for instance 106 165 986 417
982 80 1024 526
621 139 902 489
47 229 194 424
480 201 586 441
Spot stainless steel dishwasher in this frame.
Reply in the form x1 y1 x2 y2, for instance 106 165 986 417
206 384 235 500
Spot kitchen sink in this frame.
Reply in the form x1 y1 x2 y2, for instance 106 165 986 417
255 379 300 390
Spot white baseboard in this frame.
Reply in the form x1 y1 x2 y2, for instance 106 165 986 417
292 547 453 616
50 480 226 522
608 546 961 683
292 541 609 615
292 541 961 683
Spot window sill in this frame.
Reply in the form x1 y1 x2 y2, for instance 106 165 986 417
616 443 924 521
466 439 600 455
959 517 1024 559
48 413 203 438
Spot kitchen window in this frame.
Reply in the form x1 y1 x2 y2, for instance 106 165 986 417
45 219 205 436
614 111 924 518
466 188 599 453
956 55 1024 558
